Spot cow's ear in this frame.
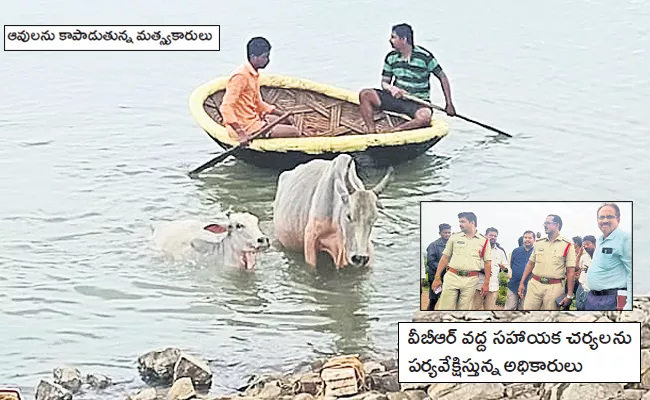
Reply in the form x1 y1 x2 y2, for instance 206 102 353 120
191 238 217 253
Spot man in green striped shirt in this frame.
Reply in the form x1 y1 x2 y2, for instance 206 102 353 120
359 23 456 133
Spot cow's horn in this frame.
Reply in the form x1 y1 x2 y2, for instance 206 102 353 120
371 166 394 195
345 160 362 194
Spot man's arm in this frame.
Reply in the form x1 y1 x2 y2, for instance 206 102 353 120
565 246 577 298
507 250 513 280
518 260 535 298
622 233 632 310
431 63 456 116
426 243 439 277
481 242 492 295
220 75 249 141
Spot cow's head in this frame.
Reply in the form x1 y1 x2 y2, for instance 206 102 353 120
336 160 393 268
224 211 270 253
193 212 270 269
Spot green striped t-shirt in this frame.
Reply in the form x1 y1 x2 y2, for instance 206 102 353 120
381 45 442 100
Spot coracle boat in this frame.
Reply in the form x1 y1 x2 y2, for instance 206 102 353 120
188 74 449 171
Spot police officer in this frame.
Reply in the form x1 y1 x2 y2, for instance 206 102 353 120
431 212 491 310
519 214 577 310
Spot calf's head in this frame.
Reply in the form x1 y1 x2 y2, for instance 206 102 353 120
192 212 270 267
336 162 393 268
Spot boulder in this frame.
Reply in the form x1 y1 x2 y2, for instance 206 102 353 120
403 390 428 400
363 361 386 375
167 377 196 400
560 383 624 399
52 367 83 393
128 387 158 400
173 353 213 388
137 347 181 385
429 383 502 400
85 373 112 389
366 371 399 393
623 389 647 400
35 380 72 400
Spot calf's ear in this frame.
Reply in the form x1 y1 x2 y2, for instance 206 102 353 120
191 238 217 253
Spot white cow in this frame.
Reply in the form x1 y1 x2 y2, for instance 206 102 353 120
273 154 393 269
152 212 270 269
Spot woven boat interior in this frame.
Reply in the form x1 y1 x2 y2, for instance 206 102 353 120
203 87 411 138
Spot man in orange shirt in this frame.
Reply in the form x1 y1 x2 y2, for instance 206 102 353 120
219 37 300 144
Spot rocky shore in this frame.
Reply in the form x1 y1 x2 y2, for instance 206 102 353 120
33 296 650 400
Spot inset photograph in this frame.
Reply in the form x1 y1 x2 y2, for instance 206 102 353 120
420 201 632 312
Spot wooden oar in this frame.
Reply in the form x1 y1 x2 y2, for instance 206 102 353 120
403 94 513 138
188 112 291 178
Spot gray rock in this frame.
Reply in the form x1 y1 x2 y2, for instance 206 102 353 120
386 392 409 400
137 347 181 385
574 314 598 323
128 387 158 400
173 352 213 388
560 383 624 399
642 326 650 349
431 383 503 400
642 390 650 400
347 391 388 400
403 389 428 400
295 372 322 395
427 383 459 399
364 361 386 375
35 380 72 400
623 389 647 400
379 359 398 371
400 383 430 391
258 380 283 400
53 366 83 393
367 371 399 393
167 377 196 400
595 316 614 323
294 394 314 400
618 310 647 324
86 373 112 389
504 383 540 399
412 311 443 323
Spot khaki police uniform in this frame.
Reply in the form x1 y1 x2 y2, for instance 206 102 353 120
437 231 491 310
523 234 577 310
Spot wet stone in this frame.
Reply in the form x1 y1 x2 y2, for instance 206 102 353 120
86 373 112 390
53 367 83 393
173 352 213 388
379 359 397 371
386 392 409 400
128 387 158 400
623 389 647 400
403 390 428 400
363 361 385 375
138 347 181 385
167 377 196 400
559 383 624 400
258 380 283 400
35 380 73 400
367 371 399 393
400 383 430 391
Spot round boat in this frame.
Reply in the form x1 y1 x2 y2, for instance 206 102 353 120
188 74 449 170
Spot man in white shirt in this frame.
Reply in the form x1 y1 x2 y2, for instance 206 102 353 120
474 227 508 310
575 235 596 310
